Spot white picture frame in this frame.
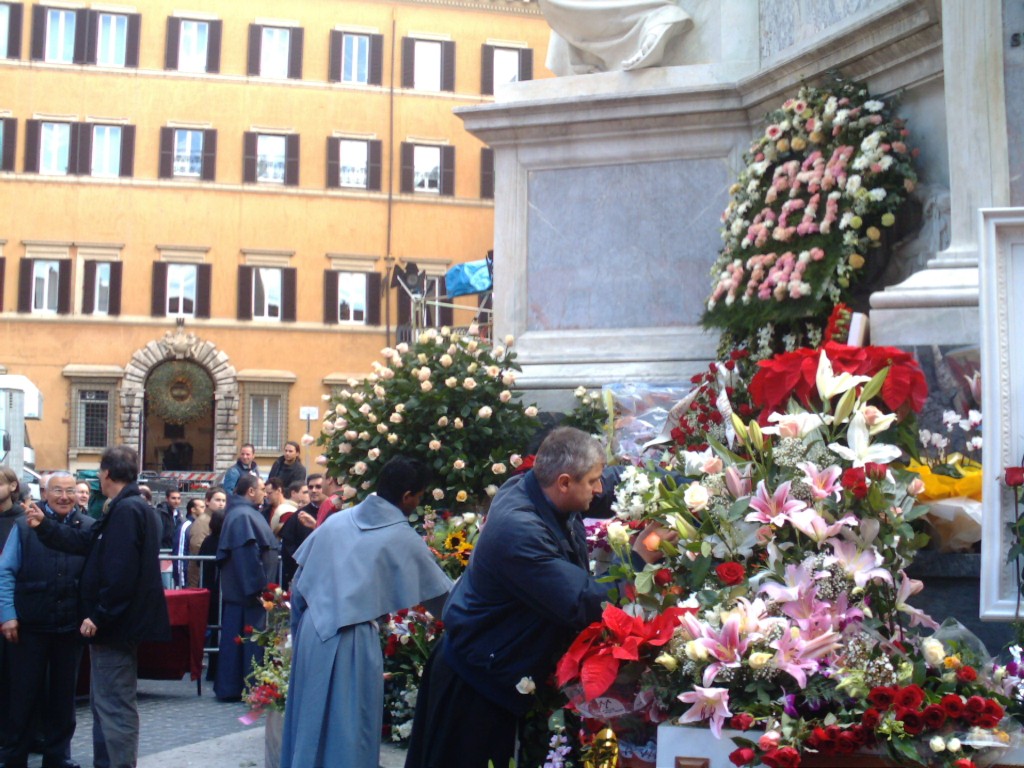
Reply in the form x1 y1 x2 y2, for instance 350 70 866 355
979 207 1024 620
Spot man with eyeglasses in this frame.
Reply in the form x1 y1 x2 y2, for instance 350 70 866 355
0 472 93 768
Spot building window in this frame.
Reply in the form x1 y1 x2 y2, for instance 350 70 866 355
82 260 122 316
90 124 122 176
95 12 126 66
400 143 455 196
326 138 382 191
253 267 281 319
481 45 533 95
166 263 195 316
44 7 75 63
17 257 70 314
247 392 284 452
328 30 382 85
243 132 299 186
247 23 303 79
401 37 454 92
323 269 381 326
0 117 16 171
77 389 110 448
237 265 296 322
1 3 24 60
39 121 70 175
480 147 494 200
32 259 59 312
165 17 221 73
159 127 216 181
151 260 211 318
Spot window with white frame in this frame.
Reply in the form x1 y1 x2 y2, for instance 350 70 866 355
342 33 368 83
0 5 9 59
92 262 111 315
256 134 286 183
39 122 71 175
166 263 197 317
90 125 122 176
32 259 60 313
413 145 440 193
248 391 284 452
45 8 76 63
96 13 127 66
260 26 290 78
253 267 282 320
178 19 209 73
337 272 367 323
338 140 368 188
76 389 111 448
174 129 203 176
492 47 521 88
413 39 441 91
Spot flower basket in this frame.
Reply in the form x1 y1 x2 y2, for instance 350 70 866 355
265 708 283 768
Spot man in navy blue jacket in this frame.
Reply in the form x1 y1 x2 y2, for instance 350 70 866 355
26 446 169 768
405 427 669 768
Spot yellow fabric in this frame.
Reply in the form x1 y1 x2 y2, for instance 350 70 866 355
905 457 982 502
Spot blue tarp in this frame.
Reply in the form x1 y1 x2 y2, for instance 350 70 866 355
445 259 492 298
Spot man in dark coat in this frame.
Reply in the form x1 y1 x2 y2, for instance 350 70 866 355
26 445 170 768
0 471 93 768
405 427 669 768
155 489 183 551
214 474 279 701
278 473 322 589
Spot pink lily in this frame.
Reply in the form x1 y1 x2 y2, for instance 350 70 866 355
824 539 892 587
770 626 840 688
698 615 750 687
725 465 751 499
797 461 843 501
745 480 807 526
894 572 940 630
760 562 818 604
677 686 733 738
787 508 858 543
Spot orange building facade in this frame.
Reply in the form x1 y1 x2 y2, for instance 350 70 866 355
0 0 549 474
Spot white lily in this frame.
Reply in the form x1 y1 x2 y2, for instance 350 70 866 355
827 411 902 467
815 351 870 401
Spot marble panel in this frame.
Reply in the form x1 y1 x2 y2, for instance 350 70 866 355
1006 0 1024 206
759 0 891 61
525 158 728 332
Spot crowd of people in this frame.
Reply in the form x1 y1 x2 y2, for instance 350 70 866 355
0 426 669 768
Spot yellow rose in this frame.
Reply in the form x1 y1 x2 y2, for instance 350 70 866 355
849 253 866 269
866 226 881 241
776 138 790 153
456 490 468 503
881 212 896 227
791 136 807 151
748 652 773 670
809 131 825 144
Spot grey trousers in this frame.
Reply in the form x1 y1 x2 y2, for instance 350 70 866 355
90 642 140 768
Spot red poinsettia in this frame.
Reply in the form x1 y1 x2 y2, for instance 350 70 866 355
748 342 928 422
555 603 689 702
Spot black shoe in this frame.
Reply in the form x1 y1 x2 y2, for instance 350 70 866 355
42 760 81 768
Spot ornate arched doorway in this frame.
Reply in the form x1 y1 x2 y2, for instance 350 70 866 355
120 322 239 473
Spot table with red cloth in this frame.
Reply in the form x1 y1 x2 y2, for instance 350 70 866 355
76 588 211 695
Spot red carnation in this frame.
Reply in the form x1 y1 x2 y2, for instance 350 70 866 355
895 684 925 710
957 665 978 683
654 568 674 587
1007 467 1024 487
729 713 755 731
761 746 800 768
868 686 896 709
716 561 746 586
243 624 255 635
941 694 966 719
729 747 756 766
921 704 947 730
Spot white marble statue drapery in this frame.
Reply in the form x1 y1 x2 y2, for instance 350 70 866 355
539 0 694 75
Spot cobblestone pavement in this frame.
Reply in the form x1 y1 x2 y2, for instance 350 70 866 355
27 677 407 768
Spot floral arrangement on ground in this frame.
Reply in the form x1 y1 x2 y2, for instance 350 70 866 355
554 343 1022 768
316 325 539 510
703 74 918 353
242 583 291 716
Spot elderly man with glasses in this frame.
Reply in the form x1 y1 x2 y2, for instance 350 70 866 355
0 472 94 768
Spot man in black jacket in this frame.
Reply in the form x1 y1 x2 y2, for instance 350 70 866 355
27 446 170 768
0 472 91 768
